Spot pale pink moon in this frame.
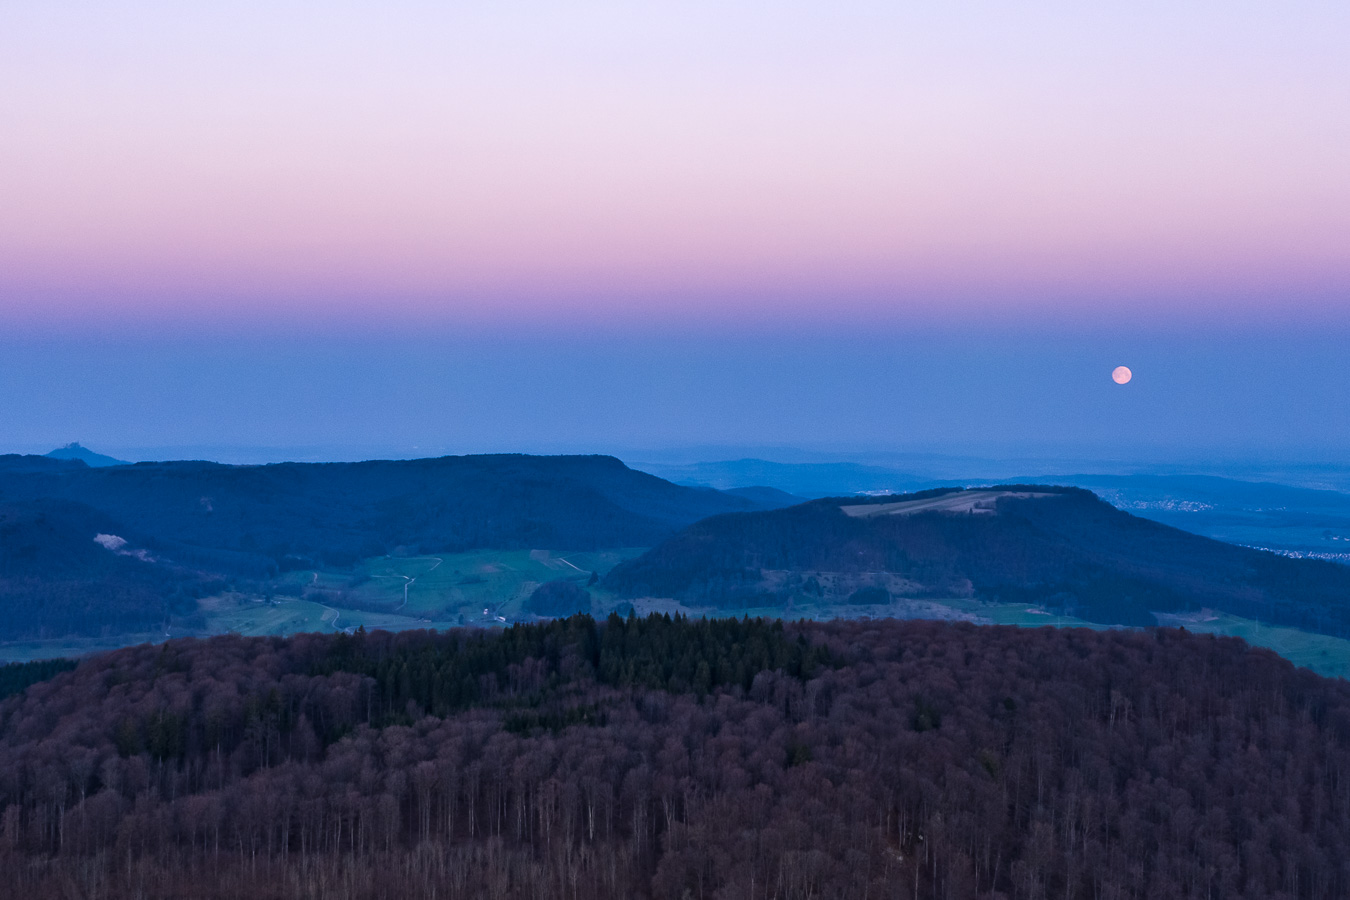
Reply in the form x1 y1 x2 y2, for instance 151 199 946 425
1112 366 1133 384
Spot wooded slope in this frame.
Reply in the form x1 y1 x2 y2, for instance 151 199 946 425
0 453 769 638
0 453 763 567
606 486 1350 634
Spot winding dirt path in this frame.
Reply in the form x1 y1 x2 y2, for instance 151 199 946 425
372 557 445 611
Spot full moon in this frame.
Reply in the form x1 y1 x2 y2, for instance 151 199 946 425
1112 366 1132 385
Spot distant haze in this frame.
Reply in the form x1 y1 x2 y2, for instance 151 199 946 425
0 3 1346 466
1 329 1346 471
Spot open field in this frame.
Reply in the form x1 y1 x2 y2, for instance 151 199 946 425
352 548 644 618
249 548 645 632
198 597 428 638
195 548 649 640
261 548 645 625
0 548 647 661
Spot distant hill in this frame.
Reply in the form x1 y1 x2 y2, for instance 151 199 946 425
0 452 776 571
44 442 128 467
605 485 1350 635
719 485 805 509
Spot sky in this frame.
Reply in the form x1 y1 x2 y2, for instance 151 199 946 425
1 2 1348 464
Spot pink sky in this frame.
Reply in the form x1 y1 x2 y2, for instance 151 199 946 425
2 2 1348 331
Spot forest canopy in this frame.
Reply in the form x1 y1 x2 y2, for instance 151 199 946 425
1 615 1347 899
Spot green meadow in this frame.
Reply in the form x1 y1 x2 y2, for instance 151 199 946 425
214 547 647 637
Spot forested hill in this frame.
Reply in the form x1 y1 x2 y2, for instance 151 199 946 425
605 485 1350 635
0 452 768 570
0 453 783 639
0 498 213 639
1 617 1348 898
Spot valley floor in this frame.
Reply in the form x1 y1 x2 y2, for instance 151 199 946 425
5 545 1350 680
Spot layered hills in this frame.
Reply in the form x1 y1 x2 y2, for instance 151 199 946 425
7 456 1350 650
605 485 1350 635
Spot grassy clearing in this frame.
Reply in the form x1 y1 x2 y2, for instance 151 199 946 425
201 598 343 637
345 548 646 620
224 548 649 636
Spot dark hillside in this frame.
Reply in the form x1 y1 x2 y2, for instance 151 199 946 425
0 500 209 637
0 455 87 474
0 453 773 639
0 453 767 570
0 618 1347 898
606 485 1350 634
